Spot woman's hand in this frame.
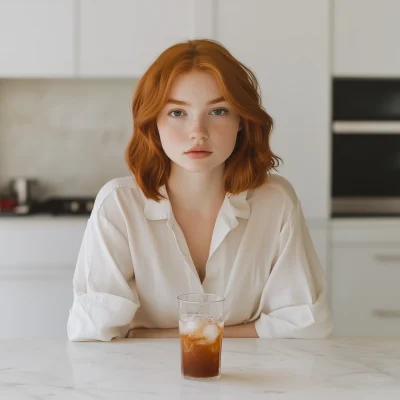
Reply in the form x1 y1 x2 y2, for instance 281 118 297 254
127 322 258 339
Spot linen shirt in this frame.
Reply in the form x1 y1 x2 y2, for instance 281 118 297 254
67 174 332 341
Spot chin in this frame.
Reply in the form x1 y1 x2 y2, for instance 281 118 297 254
182 164 216 173
171 159 220 174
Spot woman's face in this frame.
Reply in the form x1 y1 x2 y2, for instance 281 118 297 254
157 69 241 173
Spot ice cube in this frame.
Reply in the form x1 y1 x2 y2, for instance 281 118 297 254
181 313 196 322
179 316 203 334
202 324 220 343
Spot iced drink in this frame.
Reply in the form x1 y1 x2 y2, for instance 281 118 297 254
178 293 224 381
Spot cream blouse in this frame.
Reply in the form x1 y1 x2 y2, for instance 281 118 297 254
67 174 332 341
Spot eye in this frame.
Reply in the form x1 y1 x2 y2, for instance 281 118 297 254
168 109 186 117
210 108 228 116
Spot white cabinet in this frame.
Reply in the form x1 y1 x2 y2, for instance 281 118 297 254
78 0 212 77
332 219 400 336
0 217 87 339
0 0 213 78
333 247 400 336
334 0 400 77
0 0 75 77
214 0 330 220
0 271 73 339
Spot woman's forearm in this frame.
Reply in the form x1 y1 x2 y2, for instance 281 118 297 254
127 322 259 339
223 322 259 338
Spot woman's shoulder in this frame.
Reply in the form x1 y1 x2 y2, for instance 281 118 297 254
249 173 299 215
91 175 144 216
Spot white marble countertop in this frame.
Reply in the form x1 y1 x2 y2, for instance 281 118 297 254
1 337 399 399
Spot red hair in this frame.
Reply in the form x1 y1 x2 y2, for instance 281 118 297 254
125 39 281 201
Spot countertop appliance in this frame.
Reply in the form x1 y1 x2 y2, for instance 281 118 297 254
0 196 95 217
37 197 95 216
0 177 40 215
0 178 95 217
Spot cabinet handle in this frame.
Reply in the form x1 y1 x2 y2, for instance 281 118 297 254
371 309 400 319
374 254 400 263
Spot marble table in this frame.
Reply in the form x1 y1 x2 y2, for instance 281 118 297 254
1 337 399 399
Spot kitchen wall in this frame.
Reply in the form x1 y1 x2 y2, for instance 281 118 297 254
0 79 137 197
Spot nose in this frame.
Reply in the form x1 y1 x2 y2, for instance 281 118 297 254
189 116 208 142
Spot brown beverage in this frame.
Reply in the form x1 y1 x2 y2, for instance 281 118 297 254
179 315 224 380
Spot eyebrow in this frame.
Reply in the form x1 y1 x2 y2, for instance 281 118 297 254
166 96 225 106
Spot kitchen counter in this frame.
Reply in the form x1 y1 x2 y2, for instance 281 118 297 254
1 337 399 399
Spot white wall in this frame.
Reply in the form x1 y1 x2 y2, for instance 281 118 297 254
0 79 137 197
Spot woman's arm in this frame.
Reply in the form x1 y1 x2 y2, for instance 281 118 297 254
252 199 333 339
128 322 258 339
224 322 259 338
67 213 140 342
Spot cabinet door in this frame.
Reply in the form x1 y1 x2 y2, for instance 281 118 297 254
214 0 330 220
0 0 75 77
334 0 400 77
0 269 73 339
332 246 400 336
0 218 86 339
79 0 210 77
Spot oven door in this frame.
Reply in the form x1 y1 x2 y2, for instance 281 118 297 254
332 126 400 216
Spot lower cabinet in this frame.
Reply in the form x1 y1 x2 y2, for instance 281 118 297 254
0 269 73 339
0 217 87 339
332 247 400 336
332 220 400 336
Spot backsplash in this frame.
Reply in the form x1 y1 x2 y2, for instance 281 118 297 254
0 79 137 197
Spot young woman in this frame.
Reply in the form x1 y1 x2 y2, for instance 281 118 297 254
67 39 332 341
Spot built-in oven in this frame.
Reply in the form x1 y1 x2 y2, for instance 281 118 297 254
332 79 400 216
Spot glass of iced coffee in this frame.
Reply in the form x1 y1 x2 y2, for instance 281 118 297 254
177 293 224 381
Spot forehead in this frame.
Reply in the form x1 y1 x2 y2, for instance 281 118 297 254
168 69 222 100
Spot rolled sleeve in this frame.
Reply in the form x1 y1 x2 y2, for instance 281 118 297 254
254 200 333 339
67 212 140 341
68 292 139 342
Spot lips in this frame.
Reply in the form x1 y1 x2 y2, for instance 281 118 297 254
184 148 213 159
185 146 211 153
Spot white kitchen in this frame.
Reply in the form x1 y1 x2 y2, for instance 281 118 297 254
0 1 400 398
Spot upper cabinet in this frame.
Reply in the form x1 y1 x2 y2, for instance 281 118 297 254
78 0 213 77
214 0 331 220
0 0 75 77
334 0 400 77
0 0 213 78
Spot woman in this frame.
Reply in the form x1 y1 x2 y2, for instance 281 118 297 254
67 39 332 341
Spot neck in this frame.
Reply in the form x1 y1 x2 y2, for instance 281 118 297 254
167 164 226 216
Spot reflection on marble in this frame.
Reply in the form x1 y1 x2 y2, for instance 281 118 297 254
0 338 400 399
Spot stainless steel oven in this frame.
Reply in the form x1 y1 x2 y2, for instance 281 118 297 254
332 79 400 216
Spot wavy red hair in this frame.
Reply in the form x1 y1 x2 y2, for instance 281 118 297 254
125 39 281 201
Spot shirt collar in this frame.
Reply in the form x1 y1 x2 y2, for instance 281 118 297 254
143 185 172 220
144 185 250 221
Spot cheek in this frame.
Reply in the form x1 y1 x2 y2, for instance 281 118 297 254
159 129 182 147
158 123 185 149
213 120 239 148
